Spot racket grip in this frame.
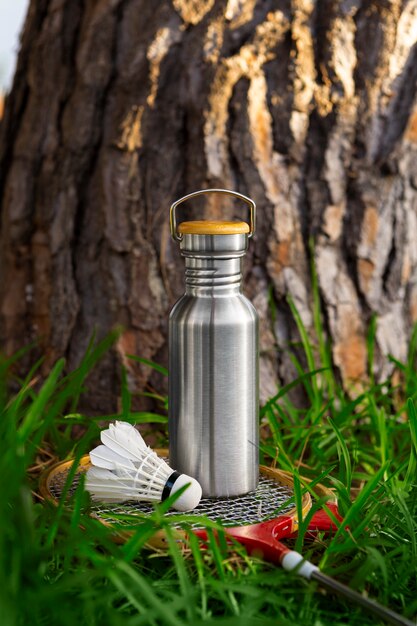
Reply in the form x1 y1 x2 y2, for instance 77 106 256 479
311 570 414 626
282 550 414 626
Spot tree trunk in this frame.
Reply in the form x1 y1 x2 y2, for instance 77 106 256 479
1 0 417 412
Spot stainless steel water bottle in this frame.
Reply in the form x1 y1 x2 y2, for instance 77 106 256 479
168 189 259 497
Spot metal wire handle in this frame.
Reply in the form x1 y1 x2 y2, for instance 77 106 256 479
170 188 256 242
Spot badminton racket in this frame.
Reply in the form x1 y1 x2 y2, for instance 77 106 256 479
40 453 413 626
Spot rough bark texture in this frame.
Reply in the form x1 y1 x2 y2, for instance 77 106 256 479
1 0 417 411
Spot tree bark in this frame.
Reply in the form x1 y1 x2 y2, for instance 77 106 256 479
1 0 417 411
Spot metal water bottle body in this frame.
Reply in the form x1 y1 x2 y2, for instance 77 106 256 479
169 232 259 497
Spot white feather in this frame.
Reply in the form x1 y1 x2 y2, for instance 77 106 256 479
100 421 147 461
89 445 135 470
86 421 202 511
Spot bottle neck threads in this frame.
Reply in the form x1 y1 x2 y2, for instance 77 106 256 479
184 257 243 296
179 233 248 297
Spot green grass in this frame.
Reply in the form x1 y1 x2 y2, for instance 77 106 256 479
1 313 417 626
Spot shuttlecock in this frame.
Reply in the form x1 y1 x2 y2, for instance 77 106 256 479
86 421 202 512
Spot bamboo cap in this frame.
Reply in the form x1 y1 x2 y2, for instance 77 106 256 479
178 220 250 235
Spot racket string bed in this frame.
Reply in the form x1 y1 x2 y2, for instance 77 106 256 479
47 465 295 528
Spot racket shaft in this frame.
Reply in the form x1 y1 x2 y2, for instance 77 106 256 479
311 570 414 626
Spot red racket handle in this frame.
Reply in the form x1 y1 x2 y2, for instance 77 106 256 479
194 515 294 563
193 503 343 564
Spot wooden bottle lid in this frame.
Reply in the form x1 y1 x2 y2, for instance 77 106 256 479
178 220 250 235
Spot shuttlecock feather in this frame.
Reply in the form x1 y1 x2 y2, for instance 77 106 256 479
86 421 202 511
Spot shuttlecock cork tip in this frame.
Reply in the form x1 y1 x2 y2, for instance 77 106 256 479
169 474 202 511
